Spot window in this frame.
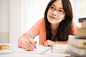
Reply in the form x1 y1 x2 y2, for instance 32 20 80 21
78 0 86 18
70 0 86 27
26 0 50 31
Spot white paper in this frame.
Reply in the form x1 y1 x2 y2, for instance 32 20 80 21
14 45 51 54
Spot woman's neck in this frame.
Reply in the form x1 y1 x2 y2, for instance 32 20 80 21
51 23 59 40
51 23 59 31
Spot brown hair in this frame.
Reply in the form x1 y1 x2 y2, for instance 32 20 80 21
44 0 73 41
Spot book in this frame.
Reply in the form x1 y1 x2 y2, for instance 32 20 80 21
66 18 86 56
77 28 86 37
81 20 86 28
67 44 86 55
69 35 86 48
79 17 86 23
52 44 67 53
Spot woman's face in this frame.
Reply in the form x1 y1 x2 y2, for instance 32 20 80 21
47 0 65 24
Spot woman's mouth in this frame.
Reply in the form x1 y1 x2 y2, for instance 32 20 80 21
50 16 56 19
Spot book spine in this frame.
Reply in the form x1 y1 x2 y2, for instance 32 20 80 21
79 18 86 23
69 35 86 48
81 20 86 28
67 44 86 55
79 40 86 47
77 28 86 37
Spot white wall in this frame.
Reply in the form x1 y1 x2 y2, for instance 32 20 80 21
0 0 26 43
9 0 26 43
70 0 81 27
0 0 9 43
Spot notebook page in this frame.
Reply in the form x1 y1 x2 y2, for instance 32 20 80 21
14 45 51 54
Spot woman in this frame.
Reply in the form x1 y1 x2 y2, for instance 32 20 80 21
18 0 78 51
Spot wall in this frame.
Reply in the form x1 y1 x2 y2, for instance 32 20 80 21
70 0 81 27
0 0 9 43
9 0 26 43
0 0 26 43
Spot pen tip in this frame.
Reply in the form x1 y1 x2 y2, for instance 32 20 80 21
35 46 37 49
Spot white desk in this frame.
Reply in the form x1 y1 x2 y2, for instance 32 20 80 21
0 43 71 57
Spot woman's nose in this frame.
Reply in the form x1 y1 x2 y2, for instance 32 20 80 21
52 10 57 16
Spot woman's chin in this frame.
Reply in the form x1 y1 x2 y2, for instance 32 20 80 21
49 21 59 24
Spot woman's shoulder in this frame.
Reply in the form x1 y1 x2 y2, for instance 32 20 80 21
37 18 44 22
72 22 79 28
35 18 45 25
33 18 45 27
72 21 79 35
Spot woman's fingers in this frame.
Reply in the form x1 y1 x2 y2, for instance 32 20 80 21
29 38 35 46
34 41 37 46
44 41 48 46
43 40 55 47
27 40 35 49
25 38 35 51
25 42 32 51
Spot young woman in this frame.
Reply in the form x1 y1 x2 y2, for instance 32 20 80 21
18 0 78 51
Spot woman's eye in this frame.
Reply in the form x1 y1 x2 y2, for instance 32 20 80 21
59 10 63 12
50 6 54 9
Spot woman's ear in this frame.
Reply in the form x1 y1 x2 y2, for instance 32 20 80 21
63 16 66 20
63 17 65 20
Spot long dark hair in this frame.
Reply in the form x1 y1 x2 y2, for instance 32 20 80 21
44 0 73 41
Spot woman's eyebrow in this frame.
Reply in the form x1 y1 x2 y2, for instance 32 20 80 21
51 4 56 7
52 4 63 9
60 8 63 9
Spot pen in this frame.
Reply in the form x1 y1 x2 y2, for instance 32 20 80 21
30 33 37 49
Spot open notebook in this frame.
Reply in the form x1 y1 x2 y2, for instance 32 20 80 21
14 45 51 54
52 44 67 53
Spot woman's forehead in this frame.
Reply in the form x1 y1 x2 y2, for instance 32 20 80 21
51 0 63 9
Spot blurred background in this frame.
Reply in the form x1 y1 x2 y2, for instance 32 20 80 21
0 0 86 43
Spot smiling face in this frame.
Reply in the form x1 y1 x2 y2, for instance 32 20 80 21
47 0 65 24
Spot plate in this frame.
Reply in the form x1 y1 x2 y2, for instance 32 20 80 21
0 50 14 54
0 45 14 54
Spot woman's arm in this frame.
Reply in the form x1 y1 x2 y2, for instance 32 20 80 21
18 19 43 48
55 41 68 44
72 22 79 35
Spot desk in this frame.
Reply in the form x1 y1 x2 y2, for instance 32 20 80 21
0 43 71 57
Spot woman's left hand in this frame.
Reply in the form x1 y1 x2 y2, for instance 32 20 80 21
44 40 55 47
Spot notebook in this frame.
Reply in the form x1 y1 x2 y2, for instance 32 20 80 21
52 44 67 53
14 45 51 54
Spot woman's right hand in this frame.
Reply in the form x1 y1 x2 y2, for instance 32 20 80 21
25 38 37 51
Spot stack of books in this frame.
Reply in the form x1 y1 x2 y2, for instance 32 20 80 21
67 18 86 56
